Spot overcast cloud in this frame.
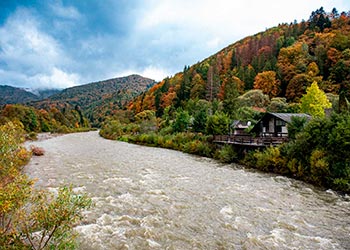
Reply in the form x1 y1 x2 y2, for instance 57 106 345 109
0 0 349 89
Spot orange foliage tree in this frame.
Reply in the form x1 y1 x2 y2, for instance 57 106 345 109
253 71 280 97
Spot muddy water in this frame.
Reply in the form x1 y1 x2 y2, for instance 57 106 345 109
25 131 350 249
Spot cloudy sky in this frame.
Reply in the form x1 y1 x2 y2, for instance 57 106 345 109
0 0 349 89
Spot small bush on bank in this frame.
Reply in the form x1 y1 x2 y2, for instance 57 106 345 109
214 145 238 163
254 146 287 173
183 140 213 157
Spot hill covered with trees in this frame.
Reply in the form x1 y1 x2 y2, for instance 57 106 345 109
100 7 350 193
0 74 156 130
127 7 350 116
33 74 155 126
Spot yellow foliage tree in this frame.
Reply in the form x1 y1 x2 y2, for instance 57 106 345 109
300 81 332 117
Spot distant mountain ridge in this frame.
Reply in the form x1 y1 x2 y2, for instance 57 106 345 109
0 85 62 105
1 74 155 126
46 74 155 109
0 85 40 105
32 74 156 126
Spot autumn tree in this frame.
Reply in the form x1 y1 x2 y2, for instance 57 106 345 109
286 62 323 101
329 49 350 111
177 66 191 106
277 42 311 92
253 71 280 97
300 81 332 117
190 73 206 99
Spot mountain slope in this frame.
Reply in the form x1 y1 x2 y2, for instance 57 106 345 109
128 8 350 116
33 74 156 126
48 74 155 108
0 85 40 105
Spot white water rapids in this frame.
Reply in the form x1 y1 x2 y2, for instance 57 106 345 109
25 131 350 249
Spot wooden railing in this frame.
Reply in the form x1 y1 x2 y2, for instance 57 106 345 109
213 135 288 146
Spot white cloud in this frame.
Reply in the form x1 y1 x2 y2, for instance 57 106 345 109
114 66 170 82
137 0 350 48
0 67 80 89
32 67 80 89
0 8 80 88
141 66 170 81
49 1 81 20
0 9 60 69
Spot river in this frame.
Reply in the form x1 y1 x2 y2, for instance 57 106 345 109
25 131 350 250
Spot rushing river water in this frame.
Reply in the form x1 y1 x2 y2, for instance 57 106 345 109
25 131 350 250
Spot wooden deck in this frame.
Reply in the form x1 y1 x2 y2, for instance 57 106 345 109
213 135 289 147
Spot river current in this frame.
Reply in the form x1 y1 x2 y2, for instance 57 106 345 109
25 131 350 249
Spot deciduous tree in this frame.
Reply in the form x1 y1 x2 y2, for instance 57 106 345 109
300 81 332 117
253 71 280 97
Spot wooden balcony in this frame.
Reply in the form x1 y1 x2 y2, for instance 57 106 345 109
213 134 289 147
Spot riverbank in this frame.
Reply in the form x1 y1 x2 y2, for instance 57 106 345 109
25 130 350 249
100 112 350 193
0 122 91 249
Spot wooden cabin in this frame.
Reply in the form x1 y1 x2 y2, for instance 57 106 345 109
252 112 311 137
214 112 311 147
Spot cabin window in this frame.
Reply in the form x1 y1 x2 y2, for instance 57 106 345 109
276 119 286 126
276 119 286 134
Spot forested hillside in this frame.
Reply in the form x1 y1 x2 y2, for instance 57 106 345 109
128 8 350 116
0 103 90 133
101 8 350 193
33 74 155 126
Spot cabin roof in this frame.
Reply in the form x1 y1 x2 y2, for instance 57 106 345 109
268 112 312 123
231 120 250 129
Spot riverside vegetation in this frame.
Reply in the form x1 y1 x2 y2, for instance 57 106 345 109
100 8 350 193
100 97 350 193
0 121 91 249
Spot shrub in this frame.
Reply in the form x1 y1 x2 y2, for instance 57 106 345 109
183 140 213 157
254 146 286 173
241 150 257 168
215 145 238 163
18 186 92 250
309 149 329 186
0 122 91 249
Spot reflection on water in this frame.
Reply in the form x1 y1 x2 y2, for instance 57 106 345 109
26 131 350 249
